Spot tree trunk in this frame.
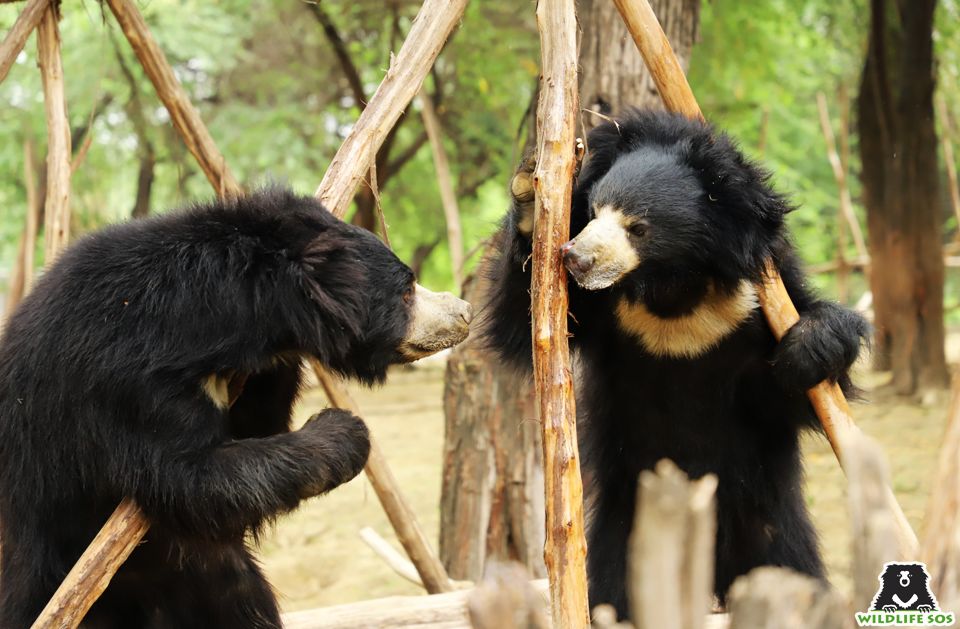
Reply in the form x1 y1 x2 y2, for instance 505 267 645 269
439 0 701 583
857 0 949 395
440 270 545 581
577 0 700 133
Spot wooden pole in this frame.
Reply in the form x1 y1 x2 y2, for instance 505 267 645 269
532 0 590 626
0 0 48 85
36 2 71 264
314 0 468 216
418 91 465 290
104 0 241 199
611 0 918 557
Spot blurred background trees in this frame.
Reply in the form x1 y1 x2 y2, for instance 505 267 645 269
1 2 958 383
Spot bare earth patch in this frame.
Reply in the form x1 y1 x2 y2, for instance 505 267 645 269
261 337 958 613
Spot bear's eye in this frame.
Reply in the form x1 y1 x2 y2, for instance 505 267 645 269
403 284 415 305
628 220 648 238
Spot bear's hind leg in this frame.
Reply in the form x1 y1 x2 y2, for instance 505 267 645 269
155 545 281 629
586 476 636 620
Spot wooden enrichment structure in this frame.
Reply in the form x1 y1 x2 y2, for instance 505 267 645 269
1 0 953 626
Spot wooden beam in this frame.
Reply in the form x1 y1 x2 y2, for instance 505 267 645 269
314 0 468 217
531 0 590 626
282 580 549 629
0 0 48 85
612 0 918 559
36 1 70 264
104 0 241 198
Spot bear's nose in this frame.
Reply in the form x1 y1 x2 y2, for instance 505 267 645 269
562 244 594 277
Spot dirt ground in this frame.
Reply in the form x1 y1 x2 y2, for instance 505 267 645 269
260 334 960 614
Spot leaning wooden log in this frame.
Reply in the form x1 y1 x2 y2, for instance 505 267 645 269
726 567 848 629
36 2 71 263
531 0 590 626
611 0 918 558
104 0 241 198
360 526 425 588
279 585 733 629
921 375 960 612
0 0 48 85
315 0 469 216
282 580 550 629
629 460 717 629
30 499 150 629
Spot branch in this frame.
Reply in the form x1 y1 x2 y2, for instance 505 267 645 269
308 1 367 108
532 0 590 626
383 130 428 181
0 0 49 85
613 0 918 558
418 91 464 287
105 0 241 199
112 32 156 218
37 3 71 264
314 0 469 217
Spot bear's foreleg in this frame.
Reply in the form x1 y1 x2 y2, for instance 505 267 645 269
771 300 868 394
136 407 370 539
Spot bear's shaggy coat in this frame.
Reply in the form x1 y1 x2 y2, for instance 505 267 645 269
485 110 868 615
0 188 430 627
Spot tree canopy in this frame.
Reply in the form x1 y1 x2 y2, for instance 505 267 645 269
0 0 958 303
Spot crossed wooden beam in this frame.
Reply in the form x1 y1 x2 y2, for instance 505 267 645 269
0 0 919 626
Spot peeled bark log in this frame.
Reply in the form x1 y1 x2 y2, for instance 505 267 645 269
532 1 590 625
37 3 71 264
314 0 468 217
0 0 48 85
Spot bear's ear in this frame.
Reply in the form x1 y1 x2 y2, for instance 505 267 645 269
684 131 793 281
297 235 367 334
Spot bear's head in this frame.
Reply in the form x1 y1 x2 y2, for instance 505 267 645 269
559 110 792 356
236 188 471 383
565 112 789 299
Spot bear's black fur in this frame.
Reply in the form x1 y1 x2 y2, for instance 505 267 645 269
0 188 430 627
871 563 939 612
484 110 868 616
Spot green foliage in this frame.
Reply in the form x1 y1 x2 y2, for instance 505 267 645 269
0 0 957 306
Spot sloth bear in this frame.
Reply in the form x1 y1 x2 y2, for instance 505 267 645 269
0 187 471 628
871 563 939 613
485 110 867 615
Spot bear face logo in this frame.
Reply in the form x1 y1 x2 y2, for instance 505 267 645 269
870 562 940 613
